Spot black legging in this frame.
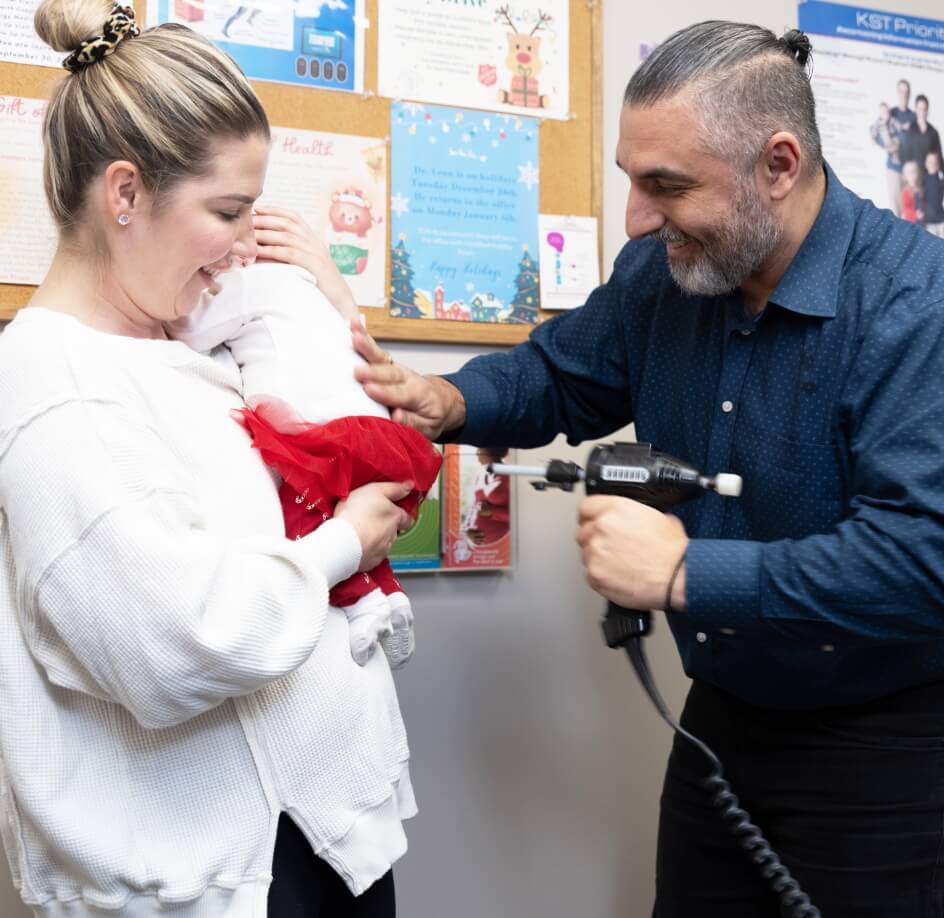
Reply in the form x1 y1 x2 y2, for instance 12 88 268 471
268 813 396 917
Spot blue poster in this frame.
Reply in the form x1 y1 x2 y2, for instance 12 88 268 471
148 0 365 93
390 102 540 325
799 1 944 55
798 2 944 230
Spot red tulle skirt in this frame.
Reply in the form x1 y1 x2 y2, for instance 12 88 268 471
241 409 442 606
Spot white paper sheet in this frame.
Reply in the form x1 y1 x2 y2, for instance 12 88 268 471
263 126 387 306
537 214 599 310
379 0 569 121
0 96 57 286
0 0 64 68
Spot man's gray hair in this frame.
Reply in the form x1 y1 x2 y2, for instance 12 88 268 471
624 21 823 177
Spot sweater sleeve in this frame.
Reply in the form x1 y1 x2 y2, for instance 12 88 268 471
0 398 362 730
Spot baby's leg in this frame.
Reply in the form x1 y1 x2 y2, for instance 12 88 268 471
371 561 415 669
331 574 392 666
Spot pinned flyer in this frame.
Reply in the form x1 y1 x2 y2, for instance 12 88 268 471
379 0 569 120
0 96 57 285
441 445 514 571
148 0 366 93
537 215 600 310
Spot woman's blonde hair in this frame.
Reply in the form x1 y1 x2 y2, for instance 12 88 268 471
34 0 270 233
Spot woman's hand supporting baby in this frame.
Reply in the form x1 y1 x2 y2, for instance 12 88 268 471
335 481 413 572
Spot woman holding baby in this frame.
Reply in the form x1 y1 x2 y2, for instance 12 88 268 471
0 2 414 916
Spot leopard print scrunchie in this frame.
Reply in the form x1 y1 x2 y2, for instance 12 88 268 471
62 4 139 73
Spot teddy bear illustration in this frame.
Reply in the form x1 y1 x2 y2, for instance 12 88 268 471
325 187 382 276
495 6 552 110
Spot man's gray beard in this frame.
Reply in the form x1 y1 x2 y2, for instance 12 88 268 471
659 179 784 297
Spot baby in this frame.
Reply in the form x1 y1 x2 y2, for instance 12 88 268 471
900 160 925 225
870 101 900 164
169 261 441 668
924 151 944 237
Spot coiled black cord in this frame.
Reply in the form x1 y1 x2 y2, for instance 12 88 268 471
624 638 821 918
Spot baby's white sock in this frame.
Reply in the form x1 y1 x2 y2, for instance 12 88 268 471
381 591 415 669
345 589 393 666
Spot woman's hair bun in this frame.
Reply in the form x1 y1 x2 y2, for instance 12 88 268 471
34 0 114 54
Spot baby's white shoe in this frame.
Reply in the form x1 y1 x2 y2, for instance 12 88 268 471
381 591 415 669
345 590 393 666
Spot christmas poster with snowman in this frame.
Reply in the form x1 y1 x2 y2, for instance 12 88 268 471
390 102 540 325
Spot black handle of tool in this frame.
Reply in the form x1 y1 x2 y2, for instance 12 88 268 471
601 602 651 648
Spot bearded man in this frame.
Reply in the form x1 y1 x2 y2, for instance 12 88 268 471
355 21 944 917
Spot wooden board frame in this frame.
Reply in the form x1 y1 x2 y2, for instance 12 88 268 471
0 0 603 346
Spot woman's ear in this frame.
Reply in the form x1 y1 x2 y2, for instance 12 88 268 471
103 160 145 224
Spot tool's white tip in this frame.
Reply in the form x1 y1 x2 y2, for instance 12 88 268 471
713 473 743 497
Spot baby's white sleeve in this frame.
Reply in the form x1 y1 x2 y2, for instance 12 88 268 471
166 271 251 354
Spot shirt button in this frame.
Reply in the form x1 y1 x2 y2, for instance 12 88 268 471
696 631 708 643
721 400 734 413
740 328 753 336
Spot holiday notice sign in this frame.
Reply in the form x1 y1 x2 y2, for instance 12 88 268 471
390 102 540 325
379 0 569 121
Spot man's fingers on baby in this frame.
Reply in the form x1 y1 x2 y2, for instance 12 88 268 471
350 324 388 364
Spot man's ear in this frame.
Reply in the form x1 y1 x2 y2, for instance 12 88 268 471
760 132 803 202
102 160 145 222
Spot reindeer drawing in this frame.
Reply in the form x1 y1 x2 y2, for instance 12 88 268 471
495 6 552 110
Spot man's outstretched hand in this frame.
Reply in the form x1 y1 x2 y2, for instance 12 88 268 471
351 321 467 441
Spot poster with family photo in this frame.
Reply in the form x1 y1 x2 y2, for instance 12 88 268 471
148 0 366 93
799 1 944 237
262 125 386 306
379 0 569 121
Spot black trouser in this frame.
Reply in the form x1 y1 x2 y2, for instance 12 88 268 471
268 813 396 917
654 679 944 917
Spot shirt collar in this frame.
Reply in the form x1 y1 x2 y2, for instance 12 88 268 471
768 162 855 319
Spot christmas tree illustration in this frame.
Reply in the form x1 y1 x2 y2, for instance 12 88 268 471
390 234 424 319
506 245 540 324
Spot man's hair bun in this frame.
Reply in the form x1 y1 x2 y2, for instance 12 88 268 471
781 29 812 68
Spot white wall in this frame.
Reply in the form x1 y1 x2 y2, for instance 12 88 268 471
1 2 940 917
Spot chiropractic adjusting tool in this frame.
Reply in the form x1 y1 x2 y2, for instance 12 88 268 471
489 443 821 918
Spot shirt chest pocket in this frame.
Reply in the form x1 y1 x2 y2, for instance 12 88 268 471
732 425 844 541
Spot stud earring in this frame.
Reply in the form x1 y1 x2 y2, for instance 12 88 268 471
117 214 130 226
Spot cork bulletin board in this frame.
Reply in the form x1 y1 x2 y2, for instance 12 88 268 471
0 0 603 346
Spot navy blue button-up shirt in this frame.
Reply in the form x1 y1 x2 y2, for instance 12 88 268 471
445 165 944 710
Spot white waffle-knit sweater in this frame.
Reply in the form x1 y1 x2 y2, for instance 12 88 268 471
0 308 415 917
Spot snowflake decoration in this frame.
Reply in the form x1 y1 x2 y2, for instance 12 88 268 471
402 102 425 117
390 193 410 217
517 160 539 191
